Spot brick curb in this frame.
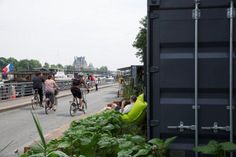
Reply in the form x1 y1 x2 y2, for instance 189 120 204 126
0 84 116 113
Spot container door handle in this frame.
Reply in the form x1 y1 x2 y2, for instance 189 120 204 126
168 121 195 132
201 122 230 133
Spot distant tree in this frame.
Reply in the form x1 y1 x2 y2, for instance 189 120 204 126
98 66 108 72
57 64 63 69
50 64 57 69
29 59 42 69
7 57 18 71
0 57 8 70
132 16 147 63
43 62 50 69
65 65 75 71
18 59 31 71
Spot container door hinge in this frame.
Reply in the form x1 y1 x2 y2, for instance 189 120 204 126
226 105 235 110
192 105 200 109
168 121 195 132
148 0 160 6
192 1 200 20
201 122 230 133
150 120 160 127
227 6 235 19
149 66 159 73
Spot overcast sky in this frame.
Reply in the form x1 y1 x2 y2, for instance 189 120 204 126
0 0 146 70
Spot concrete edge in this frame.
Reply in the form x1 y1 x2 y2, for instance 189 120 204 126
0 84 117 113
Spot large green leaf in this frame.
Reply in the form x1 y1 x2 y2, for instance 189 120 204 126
221 142 236 151
29 153 45 157
57 141 71 149
47 150 69 157
119 141 134 150
131 145 142 152
131 135 146 144
31 112 47 149
102 124 115 131
164 136 177 147
98 141 111 148
193 141 219 155
86 127 98 132
133 149 150 157
118 149 133 157
148 138 163 146
80 137 92 146
31 112 47 156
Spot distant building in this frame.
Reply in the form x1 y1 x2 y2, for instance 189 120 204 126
73 56 88 71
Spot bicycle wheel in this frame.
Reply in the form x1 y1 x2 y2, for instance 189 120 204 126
45 99 50 114
31 96 39 110
70 102 77 117
82 100 87 114
53 97 57 111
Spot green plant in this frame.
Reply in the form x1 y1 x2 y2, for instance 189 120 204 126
194 140 236 157
21 112 69 157
148 136 177 157
22 111 176 157
123 83 136 100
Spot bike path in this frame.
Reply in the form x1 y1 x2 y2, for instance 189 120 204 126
0 84 116 113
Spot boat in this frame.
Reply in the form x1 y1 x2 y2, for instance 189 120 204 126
54 71 72 81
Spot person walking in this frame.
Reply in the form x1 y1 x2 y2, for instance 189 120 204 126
32 72 44 106
95 78 98 91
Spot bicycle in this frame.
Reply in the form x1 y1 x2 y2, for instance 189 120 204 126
31 89 41 109
45 92 58 114
69 89 87 116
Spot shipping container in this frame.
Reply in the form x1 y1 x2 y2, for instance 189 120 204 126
146 0 236 156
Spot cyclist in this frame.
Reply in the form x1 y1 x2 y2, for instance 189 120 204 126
71 73 89 109
32 71 44 106
44 75 59 110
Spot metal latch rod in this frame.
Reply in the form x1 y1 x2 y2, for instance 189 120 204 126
201 122 230 133
168 121 195 132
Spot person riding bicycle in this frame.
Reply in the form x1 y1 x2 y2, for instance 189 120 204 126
32 71 44 106
44 75 59 110
71 73 89 109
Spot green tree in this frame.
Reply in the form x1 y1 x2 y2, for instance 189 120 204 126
57 64 63 69
18 59 31 71
43 62 50 69
65 65 75 71
29 59 42 69
99 66 108 72
50 64 58 69
132 16 147 62
0 57 7 70
6 57 18 71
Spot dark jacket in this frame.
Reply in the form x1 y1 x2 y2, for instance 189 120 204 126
32 76 43 89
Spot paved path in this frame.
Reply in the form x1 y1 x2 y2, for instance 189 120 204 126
0 83 116 112
0 84 118 157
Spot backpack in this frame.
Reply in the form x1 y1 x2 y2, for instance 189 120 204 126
72 79 80 86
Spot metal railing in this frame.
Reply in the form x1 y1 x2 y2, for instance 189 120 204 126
0 78 115 102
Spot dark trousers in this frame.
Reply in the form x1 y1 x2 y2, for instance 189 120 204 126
34 88 43 104
45 92 55 104
95 84 98 91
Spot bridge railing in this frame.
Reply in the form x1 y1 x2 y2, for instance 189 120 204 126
0 78 115 102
